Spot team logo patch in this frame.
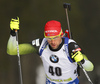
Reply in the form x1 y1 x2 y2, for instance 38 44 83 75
50 55 59 63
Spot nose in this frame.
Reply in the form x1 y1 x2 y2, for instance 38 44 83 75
51 39 55 43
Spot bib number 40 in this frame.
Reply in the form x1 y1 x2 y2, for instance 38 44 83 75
49 66 62 76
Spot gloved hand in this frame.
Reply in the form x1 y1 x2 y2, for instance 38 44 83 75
72 51 84 62
10 17 19 30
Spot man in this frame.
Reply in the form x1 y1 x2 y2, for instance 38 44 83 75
7 17 94 84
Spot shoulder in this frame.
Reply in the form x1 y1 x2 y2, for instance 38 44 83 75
31 38 47 47
68 39 76 44
63 37 79 50
63 37 76 44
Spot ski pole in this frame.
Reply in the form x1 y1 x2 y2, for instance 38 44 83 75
79 62 93 84
15 29 23 84
63 3 93 84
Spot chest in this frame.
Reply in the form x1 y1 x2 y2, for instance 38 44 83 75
41 45 72 65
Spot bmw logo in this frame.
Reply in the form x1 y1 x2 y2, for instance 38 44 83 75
50 55 59 63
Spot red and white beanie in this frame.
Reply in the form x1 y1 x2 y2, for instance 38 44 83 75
44 20 63 37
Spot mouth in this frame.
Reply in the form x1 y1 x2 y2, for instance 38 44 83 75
51 44 56 48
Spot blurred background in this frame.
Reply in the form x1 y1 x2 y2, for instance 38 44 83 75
0 0 100 84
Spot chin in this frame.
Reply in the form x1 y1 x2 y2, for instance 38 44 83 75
52 46 58 49
52 47 56 49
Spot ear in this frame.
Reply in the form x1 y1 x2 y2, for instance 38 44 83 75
61 35 63 38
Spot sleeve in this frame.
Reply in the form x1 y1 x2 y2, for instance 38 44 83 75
68 39 82 61
7 35 38 55
68 39 94 71
82 59 94 71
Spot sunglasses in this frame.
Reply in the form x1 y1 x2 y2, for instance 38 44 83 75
46 36 61 41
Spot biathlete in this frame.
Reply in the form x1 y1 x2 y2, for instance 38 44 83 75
7 17 94 84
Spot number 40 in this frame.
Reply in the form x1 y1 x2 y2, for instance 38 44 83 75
49 66 62 76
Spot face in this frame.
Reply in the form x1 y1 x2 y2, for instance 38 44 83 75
46 35 63 49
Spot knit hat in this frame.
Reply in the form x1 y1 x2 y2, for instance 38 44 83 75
44 20 63 38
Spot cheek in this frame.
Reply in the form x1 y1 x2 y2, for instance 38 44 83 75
47 40 53 45
56 39 61 44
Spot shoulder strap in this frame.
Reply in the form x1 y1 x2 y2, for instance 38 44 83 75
64 37 73 63
39 39 48 56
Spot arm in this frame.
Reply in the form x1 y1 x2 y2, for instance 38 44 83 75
68 39 94 71
7 17 37 56
7 35 37 55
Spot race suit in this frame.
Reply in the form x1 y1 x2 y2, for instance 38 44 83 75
7 35 94 84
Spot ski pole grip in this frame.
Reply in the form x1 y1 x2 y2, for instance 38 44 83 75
15 29 17 32
63 3 71 11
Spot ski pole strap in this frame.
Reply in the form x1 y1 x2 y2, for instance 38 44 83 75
64 37 73 63
39 40 48 56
